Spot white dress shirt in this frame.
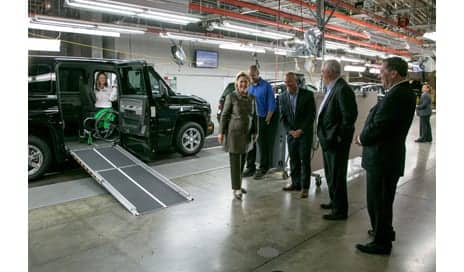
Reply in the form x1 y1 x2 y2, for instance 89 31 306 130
95 87 117 108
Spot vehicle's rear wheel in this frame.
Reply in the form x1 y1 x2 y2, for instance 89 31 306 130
28 135 52 181
176 122 204 156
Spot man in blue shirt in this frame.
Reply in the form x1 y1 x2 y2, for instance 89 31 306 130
243 65 276 179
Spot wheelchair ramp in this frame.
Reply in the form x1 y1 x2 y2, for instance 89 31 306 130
70 145 193 215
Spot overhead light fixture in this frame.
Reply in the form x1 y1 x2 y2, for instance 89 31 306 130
325 41 351 50
341 56 365 63
344 65 366 72
65 0 201 26
29 16 146 37
364 31 407 49
28 38 61 52
29 22 120 37
160 32 240 47
219 43 265 53
368 68 380 74
423 31 436 41
211 20 294 40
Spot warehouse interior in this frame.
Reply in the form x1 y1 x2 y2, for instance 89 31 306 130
4 0 460 271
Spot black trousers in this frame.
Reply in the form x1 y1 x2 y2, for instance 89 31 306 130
287 136 312 189
419 115 432 141
229 153 246 190
366 170 400 245
246 117 274 170
322 144 350 215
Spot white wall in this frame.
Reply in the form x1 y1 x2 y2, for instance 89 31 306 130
112 33 323 129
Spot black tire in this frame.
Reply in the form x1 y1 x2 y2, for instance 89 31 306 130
28 135 52 181
176 122 205 156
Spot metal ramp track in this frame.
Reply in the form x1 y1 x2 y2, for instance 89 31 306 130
70 145 193 215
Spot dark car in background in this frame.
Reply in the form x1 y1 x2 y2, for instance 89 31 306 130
29 56 214 180
216 74 317 122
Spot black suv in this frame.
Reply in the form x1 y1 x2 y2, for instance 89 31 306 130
29 56 214 180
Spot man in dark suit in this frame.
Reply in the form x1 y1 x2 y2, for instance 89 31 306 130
280 72 316 198
317 60 358 220
355 57 417 255
415 83 433 142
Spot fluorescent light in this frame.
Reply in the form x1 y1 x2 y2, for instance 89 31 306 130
341 56 365 63
97 26 145 34
211 21 294 40
344 65 366 72
274 49 289 56
73 0 143 13
369 68 380 74
364 31 407 49
30 16 145 36
66 0 201 25
28 22 120 37
219 43 265 53
67 2 137 16
423 31 436 41
160 32 239 46
325 41 351 50
28 38 61 52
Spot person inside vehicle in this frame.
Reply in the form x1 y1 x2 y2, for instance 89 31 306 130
94 71 117 111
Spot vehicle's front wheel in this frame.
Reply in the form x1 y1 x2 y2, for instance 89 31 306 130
176 122 205 156
28 135 52 181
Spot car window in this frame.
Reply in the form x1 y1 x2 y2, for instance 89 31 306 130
119 67 146 95
59 68 86 94
29 64 55 94
147 68 161 96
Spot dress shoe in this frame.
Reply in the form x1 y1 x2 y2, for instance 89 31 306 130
253 168 268 180
242 168 256 177
414 138 425 143
233 190 242 200
240 188 247 194
356 242 392 255
300 189 309 199
368 229 396 241
322 213 347 221
320 203 332 209
282 184 301 191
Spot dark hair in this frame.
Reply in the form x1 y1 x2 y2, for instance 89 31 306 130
383 57 408 77
249 65 259 73
95 71 108 90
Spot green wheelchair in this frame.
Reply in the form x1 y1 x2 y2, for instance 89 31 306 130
82 108 119 145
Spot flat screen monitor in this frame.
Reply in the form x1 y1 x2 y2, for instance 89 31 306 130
195 50 218 68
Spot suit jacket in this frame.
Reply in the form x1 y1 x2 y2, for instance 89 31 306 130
219 91 257 154
279 88 316 141
360 81 416 176
416 92 432 116
317 77 358 150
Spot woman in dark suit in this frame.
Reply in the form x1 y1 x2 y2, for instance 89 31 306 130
218 72 257 200
415 83 433 142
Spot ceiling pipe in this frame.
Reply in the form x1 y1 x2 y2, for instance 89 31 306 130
189 3 409 56
189 3 303 32
219 0 368 39
325 0 421 36
287 0 422 45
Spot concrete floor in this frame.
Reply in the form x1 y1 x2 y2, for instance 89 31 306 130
29 115 435 272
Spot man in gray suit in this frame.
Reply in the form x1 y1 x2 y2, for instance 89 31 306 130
415 83 433 143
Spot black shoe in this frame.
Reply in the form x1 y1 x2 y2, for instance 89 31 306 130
368 229 396 241
322 213 347 221
414 138 425 143
241 188 247 194
282 184 301 191
356 242 392 255
320 203 332 210
253 169 268 180
242 168 256 177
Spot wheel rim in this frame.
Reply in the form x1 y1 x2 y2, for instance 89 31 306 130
29 145 43 176
181 127 201 152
